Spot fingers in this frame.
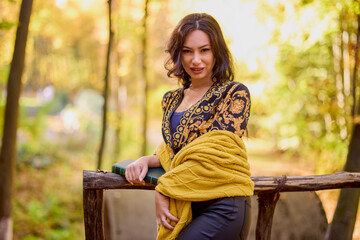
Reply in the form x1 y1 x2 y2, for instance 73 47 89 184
160 211 179 230
155 192 179 230
128 166 140 184
124 165 136 184
165 212 179 223
162 218 175 230
157 217 175 230
125 161 147 184
125 165 137 184
139 166 148 183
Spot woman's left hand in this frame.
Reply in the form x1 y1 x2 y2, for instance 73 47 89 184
155 191 179 230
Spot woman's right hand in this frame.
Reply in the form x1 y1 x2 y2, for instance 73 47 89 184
125 155 160 185
125 157 149 185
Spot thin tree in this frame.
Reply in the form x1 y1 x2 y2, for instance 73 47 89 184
98 0 114 170
141 0 150 156
352 15 360 118
0 0 33 239
113 56 123 159
113 0 123 160
325 13 360 240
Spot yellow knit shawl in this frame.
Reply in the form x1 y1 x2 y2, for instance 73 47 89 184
155 130 254 240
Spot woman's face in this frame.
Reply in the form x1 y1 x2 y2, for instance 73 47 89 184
181 30 215 84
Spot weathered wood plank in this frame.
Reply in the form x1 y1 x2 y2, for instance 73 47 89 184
83 189 105 240
83 171 155 190
83 170 360 192
252 171 360 193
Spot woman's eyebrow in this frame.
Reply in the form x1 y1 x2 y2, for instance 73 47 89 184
182 44 210 49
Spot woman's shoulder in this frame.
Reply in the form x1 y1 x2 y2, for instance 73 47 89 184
220 81 250 97
162 87 182 100
161 87 183 111
223 81 249 91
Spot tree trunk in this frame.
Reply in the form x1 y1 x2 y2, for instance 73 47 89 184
0 0 33 239
98 0 114 170
111 0 122 160
113 12 123 159
326 14 360 240
141 0 150 156
352 15 360 117
113 75 122 159
325 125 360 240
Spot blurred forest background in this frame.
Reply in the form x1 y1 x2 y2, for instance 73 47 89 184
0 0 359 239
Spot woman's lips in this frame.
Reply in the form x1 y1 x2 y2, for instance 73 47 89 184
190 67 204 73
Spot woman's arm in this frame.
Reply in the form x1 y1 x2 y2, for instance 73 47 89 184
125 155 161 184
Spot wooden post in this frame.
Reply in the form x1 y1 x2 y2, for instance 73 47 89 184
83 189 105 240
256 192 280 240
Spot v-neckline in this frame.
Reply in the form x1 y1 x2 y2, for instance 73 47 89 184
176 82 215 113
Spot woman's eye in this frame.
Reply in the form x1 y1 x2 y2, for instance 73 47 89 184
201 48 210 52
182 49 191 53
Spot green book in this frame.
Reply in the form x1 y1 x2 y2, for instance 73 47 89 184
112 159 165 185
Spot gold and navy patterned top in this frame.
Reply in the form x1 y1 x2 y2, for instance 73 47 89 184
161 81 251 159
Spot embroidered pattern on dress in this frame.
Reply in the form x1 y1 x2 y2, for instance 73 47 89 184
161 81 250 159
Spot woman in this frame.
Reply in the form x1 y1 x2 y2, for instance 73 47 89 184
125 13 254 240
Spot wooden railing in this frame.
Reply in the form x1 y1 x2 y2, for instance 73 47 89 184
83 171 360 240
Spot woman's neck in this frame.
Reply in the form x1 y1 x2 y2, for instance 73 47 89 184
176 80 214 112
188 79 214 91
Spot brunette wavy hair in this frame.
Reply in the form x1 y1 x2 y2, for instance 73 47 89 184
165 13 234 88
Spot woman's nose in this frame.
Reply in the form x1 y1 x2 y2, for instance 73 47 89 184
192 52 201 65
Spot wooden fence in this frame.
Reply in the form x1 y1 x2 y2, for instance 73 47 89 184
83 170 360 240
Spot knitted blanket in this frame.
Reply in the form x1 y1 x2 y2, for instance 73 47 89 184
155 130 254 240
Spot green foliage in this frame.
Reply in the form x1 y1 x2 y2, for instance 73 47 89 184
266 36 350 173
13 179 84 239
0 19 15 30
0 64 10 84
20 0 108 92
244 0 360 174
13 106 99 239
12 93 100 239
